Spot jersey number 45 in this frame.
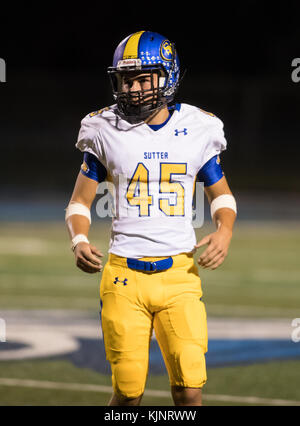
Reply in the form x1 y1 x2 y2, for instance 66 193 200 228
126 162 187 217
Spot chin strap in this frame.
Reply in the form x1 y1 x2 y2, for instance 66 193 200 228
116 99 169 125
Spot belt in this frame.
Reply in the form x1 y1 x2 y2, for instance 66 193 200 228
126 257 173 272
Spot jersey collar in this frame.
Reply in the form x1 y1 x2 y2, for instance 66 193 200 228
145 103 181 134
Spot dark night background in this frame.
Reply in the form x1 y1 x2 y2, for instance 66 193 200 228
0 1 299 219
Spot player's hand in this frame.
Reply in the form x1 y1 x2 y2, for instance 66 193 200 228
74 242 104 273
194 226 232 270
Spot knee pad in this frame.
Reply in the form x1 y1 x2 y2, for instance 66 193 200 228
111 359 147 399
173 344 207 387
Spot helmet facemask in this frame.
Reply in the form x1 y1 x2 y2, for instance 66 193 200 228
108 60 175 124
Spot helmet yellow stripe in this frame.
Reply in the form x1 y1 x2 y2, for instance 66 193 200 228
123 31 145 59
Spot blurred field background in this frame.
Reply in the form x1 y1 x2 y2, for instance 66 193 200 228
1 204 300 406
1 214 300 316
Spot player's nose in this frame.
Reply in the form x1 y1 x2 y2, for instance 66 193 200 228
130 79 141 92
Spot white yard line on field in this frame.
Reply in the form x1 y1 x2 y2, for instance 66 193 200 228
0 378 299 406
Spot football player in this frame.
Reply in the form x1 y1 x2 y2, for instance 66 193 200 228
65 31 236 406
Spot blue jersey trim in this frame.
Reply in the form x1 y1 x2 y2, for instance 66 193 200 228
174 103 181 112
197 155 224 187
148 113 172 131
80 152 107 183
168 103 181 112
147 104 180 131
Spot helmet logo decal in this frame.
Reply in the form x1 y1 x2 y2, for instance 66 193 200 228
160 40 173 62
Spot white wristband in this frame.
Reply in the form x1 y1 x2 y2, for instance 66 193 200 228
65 202 91 224
71 234 90 251
210 194 237 218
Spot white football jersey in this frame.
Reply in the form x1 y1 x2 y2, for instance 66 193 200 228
76 103 227 258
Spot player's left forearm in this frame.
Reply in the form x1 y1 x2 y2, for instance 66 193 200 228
195 206 236 269
213 208 236 234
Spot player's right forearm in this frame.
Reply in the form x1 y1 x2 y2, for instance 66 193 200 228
65 202 91 250
66 215 90 239
65 199 103 273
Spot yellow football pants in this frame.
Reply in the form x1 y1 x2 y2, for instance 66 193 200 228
99 252 208 399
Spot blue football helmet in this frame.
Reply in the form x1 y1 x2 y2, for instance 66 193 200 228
107 30 181 122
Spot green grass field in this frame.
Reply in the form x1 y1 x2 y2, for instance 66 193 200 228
1 220 300 406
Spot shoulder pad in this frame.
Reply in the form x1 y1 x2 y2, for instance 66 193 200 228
89 107 110 118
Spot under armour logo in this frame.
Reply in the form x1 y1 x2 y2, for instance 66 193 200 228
113 277 128 286
174 128 187 136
